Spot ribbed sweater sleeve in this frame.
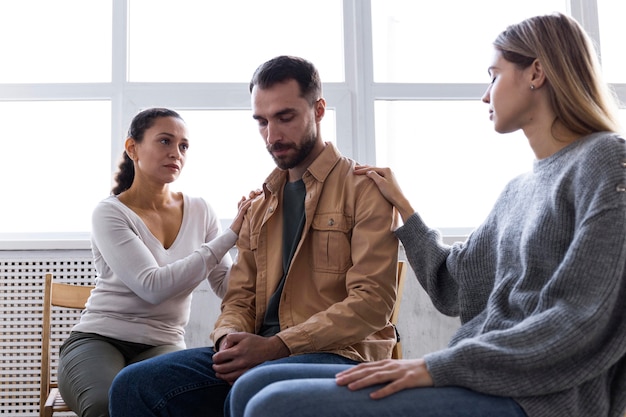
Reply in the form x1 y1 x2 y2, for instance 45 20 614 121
396 133 626 417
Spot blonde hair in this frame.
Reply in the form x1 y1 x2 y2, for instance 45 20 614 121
494 13 621 135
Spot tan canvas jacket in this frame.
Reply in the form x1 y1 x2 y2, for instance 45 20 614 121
211 142 399 362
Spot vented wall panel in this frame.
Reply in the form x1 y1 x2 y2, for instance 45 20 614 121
1 250 95 417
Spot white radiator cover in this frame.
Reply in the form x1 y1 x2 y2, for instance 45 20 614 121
1 248 222 417
1 250 94 417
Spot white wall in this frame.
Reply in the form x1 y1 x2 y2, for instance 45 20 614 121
395 262 461 359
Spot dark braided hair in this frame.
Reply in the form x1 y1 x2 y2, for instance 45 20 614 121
111 108 183 195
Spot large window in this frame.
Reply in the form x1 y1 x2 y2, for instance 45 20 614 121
598 0 626 83
0 0 624 243
128 0 345 82
0 1 112 83
371 0 567 232
371 0 566 83
1 101 111 234
375 101 535 229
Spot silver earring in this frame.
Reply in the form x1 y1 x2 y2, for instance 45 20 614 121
530 84 535 90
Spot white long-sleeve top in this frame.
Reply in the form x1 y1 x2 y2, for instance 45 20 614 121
72 194 236 348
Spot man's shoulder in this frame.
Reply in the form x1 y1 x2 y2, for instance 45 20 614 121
330 156 376 187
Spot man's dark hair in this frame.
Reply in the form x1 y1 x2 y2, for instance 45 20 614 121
249 55 321 106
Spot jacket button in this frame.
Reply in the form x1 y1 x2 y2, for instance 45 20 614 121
328 218 335 226
617 184 626 192
268 207 274 213
621 159 626 168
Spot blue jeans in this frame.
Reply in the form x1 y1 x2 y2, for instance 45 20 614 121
229 363 528 417
108 346 358 417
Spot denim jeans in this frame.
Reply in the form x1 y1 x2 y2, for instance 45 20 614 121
108 346 358 417
230 363 528 417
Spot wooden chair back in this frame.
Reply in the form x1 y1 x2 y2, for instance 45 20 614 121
40 273 94 417
391 261 407 359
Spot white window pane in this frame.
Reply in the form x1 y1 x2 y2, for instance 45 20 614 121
0 1 112 83
598 0 626 83
129 0 344 82
2 101 111 234
372 0 567 83
619 109 626 135
172 109 336 219
375 101 535 230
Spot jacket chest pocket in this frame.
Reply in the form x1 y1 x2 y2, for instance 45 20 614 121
309 213 352 273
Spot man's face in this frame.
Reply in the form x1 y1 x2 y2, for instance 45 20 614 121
251 79 322 171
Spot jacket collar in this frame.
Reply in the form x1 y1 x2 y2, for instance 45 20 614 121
263 142 341 195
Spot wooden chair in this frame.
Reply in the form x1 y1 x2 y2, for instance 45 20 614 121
391 261 407 359
40 273 94 417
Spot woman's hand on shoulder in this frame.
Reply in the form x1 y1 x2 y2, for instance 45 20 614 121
354 165 416 222
335 358 433 399
230 189 262 234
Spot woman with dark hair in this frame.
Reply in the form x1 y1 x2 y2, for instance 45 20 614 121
227 13 626 417
58 107 255 417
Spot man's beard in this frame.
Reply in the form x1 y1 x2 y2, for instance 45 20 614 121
267 131 317 170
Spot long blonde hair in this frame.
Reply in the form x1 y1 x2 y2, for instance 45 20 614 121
493 13 621 135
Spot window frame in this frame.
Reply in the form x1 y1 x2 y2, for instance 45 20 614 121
0 0 623 249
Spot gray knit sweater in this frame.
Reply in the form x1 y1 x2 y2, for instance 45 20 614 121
396 132 626 417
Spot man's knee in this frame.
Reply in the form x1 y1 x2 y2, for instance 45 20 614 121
109 362 144 407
